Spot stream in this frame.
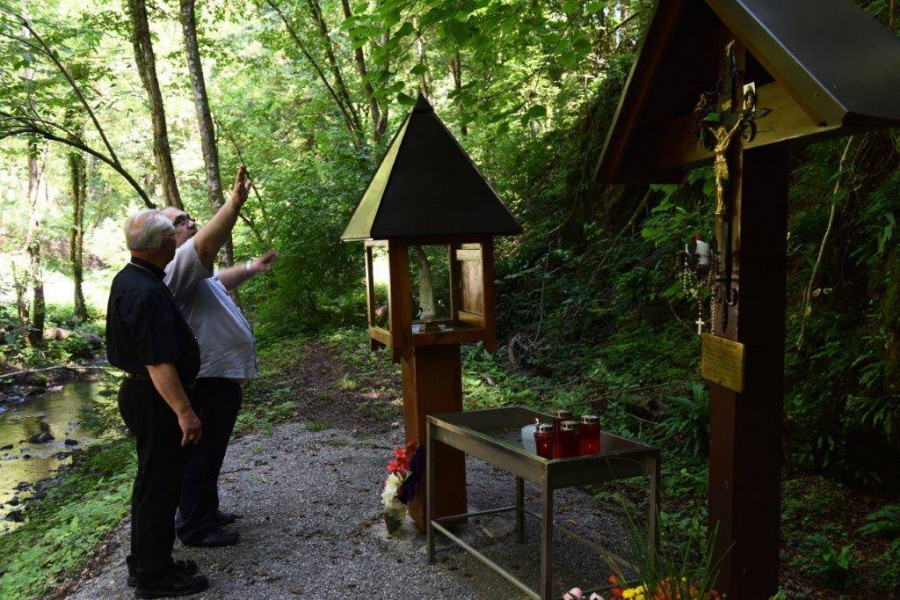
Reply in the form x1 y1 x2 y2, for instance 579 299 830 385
0 376 121 532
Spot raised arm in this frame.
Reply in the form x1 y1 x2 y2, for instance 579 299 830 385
193 165 252 268
217 250 278 291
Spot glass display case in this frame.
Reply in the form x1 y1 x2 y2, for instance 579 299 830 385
363 238 496 359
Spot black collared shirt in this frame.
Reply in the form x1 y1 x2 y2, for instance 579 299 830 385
106 257 200 384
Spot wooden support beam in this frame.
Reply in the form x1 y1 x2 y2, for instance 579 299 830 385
403 343 468 529
480 239 497 353
709 144 788 598
627 81 840 178
596 0 689 181
388 241 411 363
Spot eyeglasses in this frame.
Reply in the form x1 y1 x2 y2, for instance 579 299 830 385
172 213 195 227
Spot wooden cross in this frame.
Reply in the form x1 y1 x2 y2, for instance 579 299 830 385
704 38 788 598
595 3 900 596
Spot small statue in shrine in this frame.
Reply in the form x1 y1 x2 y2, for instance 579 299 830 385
413 245 441 331
374 305 388 327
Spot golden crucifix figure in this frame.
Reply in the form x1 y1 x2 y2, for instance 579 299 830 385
710 113 746 246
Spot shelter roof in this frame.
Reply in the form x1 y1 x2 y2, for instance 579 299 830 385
341 94 521 241
597 0 900 183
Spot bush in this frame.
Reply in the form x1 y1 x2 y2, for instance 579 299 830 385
660 383 710 457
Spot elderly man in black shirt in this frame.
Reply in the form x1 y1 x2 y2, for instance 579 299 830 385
106 209 208 598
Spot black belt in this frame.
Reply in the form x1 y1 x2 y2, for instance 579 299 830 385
122 372 151 382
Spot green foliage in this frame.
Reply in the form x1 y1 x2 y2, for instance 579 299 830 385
0 303 102 368
859 503 900 540
858 504 900 588
609 514 727 600
793 531 858 589
660 384 710 457
304 419 330 432
0 441 134 600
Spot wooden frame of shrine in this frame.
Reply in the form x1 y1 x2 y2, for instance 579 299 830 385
342 94 521 527
360 237 497 358
597 1 900 597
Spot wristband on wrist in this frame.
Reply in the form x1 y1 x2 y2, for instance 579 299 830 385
244 260 253 275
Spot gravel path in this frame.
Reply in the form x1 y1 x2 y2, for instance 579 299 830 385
67 420 634 600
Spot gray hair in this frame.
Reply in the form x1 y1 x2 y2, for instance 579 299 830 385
124 209 174 250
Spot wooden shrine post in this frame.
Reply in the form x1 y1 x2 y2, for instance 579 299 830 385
596 1 900 596
401 343 465 524
342 96 521 529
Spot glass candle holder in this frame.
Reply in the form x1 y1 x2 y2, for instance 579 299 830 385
559 420 581 458
552 410 573 458
580 415 600 455
521 421 538 454
534 423 555 459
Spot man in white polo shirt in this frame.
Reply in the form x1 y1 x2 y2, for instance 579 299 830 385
162 166 277 547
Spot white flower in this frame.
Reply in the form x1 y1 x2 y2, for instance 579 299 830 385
381 473 404 509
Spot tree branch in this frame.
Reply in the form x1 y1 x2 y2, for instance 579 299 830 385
17 15 120 165
796 136 855 350
305 0 362 132
265 0 363 147
1 112 154 208
214 116 273 245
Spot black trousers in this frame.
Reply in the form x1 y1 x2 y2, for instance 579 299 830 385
118 379 187 575
176 378 242 541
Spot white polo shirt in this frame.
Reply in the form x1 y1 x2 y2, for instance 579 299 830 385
164 238 258 381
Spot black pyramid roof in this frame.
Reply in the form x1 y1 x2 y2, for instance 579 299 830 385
597 0 900 183
341 94 522 241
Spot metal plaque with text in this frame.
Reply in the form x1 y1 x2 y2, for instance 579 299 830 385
701 333 745 393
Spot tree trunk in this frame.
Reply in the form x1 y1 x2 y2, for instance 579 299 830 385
126 0 183 209
450 51 467 137
69 146 88 322
179 0 233 265
266 0 363 147
12 262 28 326
25 137 45 347
376 32 390 138
340 0 381 142
413 18 429 98
306 0 361 133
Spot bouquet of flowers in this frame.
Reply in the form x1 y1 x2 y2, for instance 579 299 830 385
564 576 723 600
381 441 425 535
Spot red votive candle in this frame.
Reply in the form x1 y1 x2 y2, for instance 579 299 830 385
534 423 555 459
559 420 581 458
552 410 573 458
580 415 600 455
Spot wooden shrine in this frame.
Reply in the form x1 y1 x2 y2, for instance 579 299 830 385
342 94 521 528
597 0 900 597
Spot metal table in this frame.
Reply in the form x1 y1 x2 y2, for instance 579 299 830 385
426 406 660 600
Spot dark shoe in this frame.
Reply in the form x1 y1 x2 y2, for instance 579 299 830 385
181 526 239 548
127 558 198 588
134 568 208 598
214 510 239 526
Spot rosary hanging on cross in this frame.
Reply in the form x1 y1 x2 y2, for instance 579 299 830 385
677 236 722 336
679 41 770 336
